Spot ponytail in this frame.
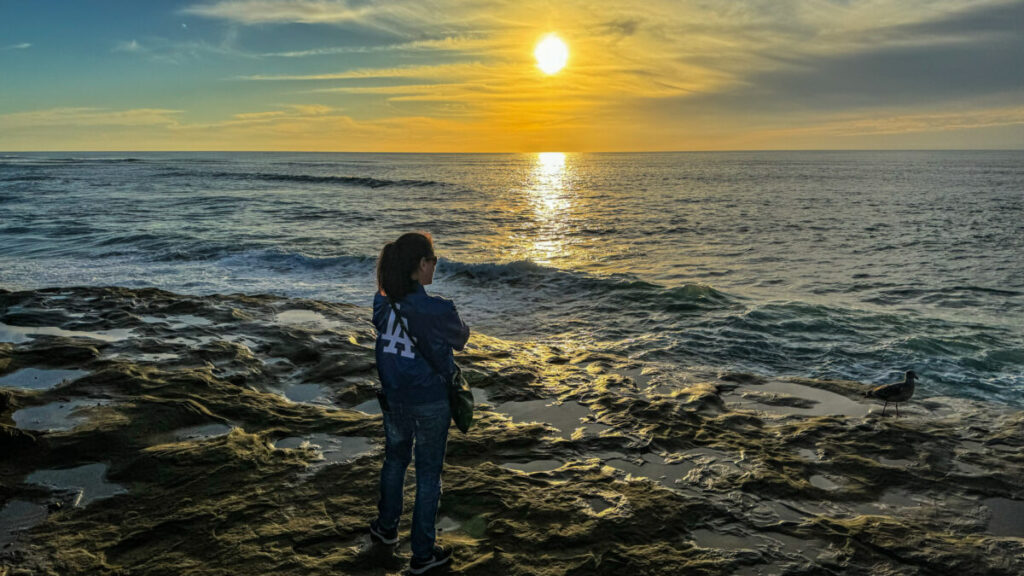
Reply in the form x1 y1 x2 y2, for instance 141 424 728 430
376 232 434 300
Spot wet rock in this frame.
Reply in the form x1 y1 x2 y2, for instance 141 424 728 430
0 425 37 453
0 286 1020 576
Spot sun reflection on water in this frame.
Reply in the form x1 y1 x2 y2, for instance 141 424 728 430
525 152 574 264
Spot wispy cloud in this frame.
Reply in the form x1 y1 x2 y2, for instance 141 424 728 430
114 39 144 53
237 62 483 81
261 36 483 58
0 108 182 128
2 43 32 50
110 31 252 64
762 106 1024 138
181 0 373 25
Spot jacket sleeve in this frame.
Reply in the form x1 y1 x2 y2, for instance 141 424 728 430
441 302 470 351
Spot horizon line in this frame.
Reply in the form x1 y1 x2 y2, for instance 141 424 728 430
4 148 1023 154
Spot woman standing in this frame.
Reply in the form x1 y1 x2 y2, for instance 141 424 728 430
369 232 470 575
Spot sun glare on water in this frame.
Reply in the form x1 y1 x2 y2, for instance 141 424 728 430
534 34 569 75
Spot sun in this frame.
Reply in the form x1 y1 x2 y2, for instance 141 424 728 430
534 34 569 75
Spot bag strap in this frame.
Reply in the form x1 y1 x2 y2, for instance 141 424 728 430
387 298 449 379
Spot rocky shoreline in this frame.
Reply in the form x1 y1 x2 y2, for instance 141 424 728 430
2 286 1022 575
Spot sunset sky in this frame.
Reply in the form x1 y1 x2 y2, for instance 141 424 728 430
2 0 1022 152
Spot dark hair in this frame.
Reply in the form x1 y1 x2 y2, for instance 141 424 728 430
376 232 435 300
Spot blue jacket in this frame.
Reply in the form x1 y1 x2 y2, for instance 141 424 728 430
373 283 470 405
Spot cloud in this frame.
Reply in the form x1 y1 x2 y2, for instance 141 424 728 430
237 62 482 81
0 108 182 128
2 43 32 50
664 0 1024 116
181 0 373 25
758 106 1024 139
261 36 484 58
109 31 252 64
114 39 144 53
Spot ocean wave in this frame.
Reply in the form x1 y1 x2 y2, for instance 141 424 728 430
204 250 736 314
866 285 1024 311
215 249 375 272
161 170 447 189
41 157 148 164
440 259 735 313
0 175 54 182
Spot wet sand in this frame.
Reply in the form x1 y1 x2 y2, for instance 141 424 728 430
1 286 1022 575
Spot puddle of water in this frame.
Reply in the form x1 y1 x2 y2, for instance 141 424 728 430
0 368 88 390
165 335 219 346
877 489 922 508
26 463 127 506
173 423 233 441
796 448 820 462
351 398 382 414
275 310 345 331
587 497 615 513
984 498 1024 537
846 489 930 516
725 381 871 418
282 383 333 405
953 459 986 475
3 305 83 320
809 475 841 491
500 460 565 473
877 457 914 467
960 440 986 454
472 388 489 405
762 531 817 555
0 500 48 547
13 399 111 431
275 434 377 466
761 501 811 523
690 528 756 550
496 399 608 439
133 352 180 362
605 453 694 488
140 314 213 328
0 323 133 344
436 516 461 533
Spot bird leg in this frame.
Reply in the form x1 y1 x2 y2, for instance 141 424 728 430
882 402 888 416
896 403 900 417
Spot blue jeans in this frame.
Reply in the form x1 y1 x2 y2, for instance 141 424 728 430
376 398 451 560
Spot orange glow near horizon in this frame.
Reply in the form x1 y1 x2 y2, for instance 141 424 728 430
2 2 1021 152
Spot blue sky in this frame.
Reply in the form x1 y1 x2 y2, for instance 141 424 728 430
2 0 1023 151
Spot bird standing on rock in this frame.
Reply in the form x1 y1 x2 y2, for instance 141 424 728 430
865 370 917 416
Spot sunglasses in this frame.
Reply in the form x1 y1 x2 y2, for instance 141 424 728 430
425 255 438 264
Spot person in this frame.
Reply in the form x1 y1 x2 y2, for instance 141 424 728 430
369 232 470 575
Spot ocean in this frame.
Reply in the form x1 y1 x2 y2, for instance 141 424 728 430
1 150 1022 406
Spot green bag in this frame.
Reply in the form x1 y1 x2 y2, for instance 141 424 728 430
448 365 474 433
387 299 474 433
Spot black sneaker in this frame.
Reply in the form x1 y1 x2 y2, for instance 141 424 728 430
369 519 399 545
408 546 453 574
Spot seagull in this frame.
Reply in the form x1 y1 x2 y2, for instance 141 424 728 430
865 370 917 417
